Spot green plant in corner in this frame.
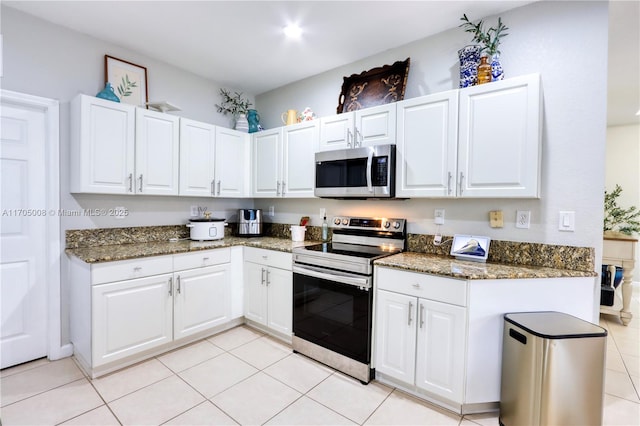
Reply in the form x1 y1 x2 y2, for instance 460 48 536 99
117 74 138 98
604 184 640 235
459 14 509 56
215 88 252 116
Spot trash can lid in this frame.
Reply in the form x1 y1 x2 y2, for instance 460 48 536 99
504 311 607 339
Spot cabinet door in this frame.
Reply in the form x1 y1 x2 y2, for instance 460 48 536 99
415 299 466 403
135 108 180 195
282 121 319 197
71 95 135 194
356 104 396 147
92 274 173 366
179 118 216 197
215 127 248 197
457 73 542 198
319 113 354 151
243 262 268 325
374 290 417 384
174 265 231 340
252 128 282 197
266 267 293 336
396 91 458 197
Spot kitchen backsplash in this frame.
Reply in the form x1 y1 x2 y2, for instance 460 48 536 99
65 224 594 272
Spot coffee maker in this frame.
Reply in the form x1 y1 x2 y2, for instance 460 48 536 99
237 209 263 237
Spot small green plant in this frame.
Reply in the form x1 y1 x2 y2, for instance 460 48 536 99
117 74 138 98
459 14 509 56
215 89 252 116
604 184 640 235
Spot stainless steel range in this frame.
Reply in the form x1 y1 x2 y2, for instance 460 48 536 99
292 216 406 383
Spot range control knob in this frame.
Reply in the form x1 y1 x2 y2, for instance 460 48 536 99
334 218 342 225
342 218 349 225
383 221 391 228
393 221 401 229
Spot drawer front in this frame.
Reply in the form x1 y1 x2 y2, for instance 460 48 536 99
603 239 636 261
244 247 292 270
376 267 467 306
91 256 173 285
173 248 231 271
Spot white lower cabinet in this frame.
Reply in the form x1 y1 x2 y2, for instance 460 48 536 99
70 247 238 377
375 288 466 404
243 247 293 339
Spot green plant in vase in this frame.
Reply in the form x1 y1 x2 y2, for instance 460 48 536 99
459 14 509 82
604 184 640 235
215 89 253 131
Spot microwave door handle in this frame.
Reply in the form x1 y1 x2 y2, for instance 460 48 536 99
366 149 374 193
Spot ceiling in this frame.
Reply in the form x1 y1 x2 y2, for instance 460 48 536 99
4 1 639 126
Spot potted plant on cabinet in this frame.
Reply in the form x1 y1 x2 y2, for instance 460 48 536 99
604 184 640 236
459 14 509 84
215 88 253 132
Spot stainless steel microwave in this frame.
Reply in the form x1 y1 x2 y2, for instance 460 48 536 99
314 144 396 198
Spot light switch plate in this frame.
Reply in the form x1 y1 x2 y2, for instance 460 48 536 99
559 211 575 232
434 209 445 225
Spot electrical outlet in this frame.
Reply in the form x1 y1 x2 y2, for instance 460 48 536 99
434 209 445 225
490 210 504 228
268 206 275 217
516 210 531 229
190 205 198 217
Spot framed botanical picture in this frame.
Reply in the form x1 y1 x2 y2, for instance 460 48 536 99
105 55 148 106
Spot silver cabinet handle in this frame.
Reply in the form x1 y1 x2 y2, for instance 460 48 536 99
168 276 173 296
217 180 221 195
176 275 181 294
281 181 286 197
412 283 420 289
347 128 352 148
355 128 362 147
447 172 452 195
420 303 425 329
211 180 215 196
408 301 413 326
138 174 144 192
276 181 281 196
128 173 133 192
261 268 266 285
459 172 464 196
266 269 271 286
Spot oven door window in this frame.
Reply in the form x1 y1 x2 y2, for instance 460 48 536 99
293 272 372 364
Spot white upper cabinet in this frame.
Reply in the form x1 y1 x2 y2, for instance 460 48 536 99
319 103 396 151
457 73 542 198
282 120 319 197
179 118 216 197
135 108 180 195
70 95 136 194
395 91 459 197
215 127 249 197
252 128 282 197
252 121 318 198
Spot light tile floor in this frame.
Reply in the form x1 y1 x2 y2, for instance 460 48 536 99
1 289 638 426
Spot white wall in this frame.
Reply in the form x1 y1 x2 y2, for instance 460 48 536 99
1 5 256 234
606 124 640 272
255 1 609 259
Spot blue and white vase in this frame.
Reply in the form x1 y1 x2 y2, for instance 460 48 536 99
458 45 482 88
234 113 249 132
491 54 504 82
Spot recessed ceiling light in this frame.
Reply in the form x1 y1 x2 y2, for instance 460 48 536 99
283 24 302 38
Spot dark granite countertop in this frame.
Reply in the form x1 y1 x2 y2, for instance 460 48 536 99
374 252 598 280
66 237 320 264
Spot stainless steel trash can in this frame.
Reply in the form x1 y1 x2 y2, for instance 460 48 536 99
500 312 607 426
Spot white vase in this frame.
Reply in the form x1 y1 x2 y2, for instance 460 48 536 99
235 114 249 132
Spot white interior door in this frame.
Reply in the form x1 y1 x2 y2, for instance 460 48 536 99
1 100 49 368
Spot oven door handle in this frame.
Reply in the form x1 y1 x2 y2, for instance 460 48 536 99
366 148 374 193
293 265 371 290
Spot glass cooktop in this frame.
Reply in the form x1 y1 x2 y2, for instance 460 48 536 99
300 242 400 260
